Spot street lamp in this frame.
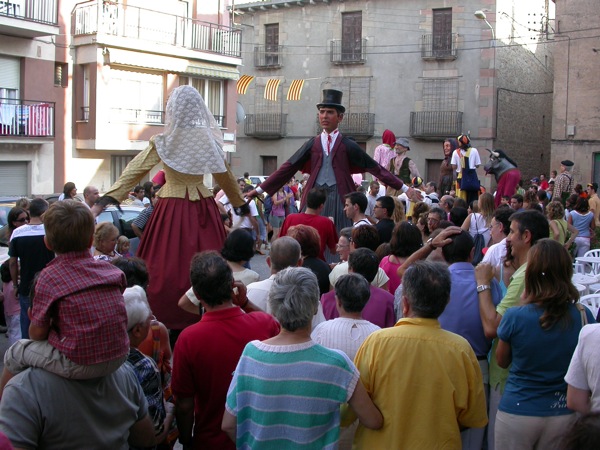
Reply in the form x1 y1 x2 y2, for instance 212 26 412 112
474 10 495 45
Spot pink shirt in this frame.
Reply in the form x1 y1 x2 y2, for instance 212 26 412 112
2 282 19 316
379 255 402 295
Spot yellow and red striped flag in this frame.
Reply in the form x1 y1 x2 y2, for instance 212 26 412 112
264 79 281 101
286 79 305 101
236 75 255 95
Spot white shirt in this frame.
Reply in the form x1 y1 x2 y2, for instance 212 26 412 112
481 237 507 268
353 218 371 228
320 129 340 156
311 318 380 360
565 324 600 413
366 194 377 217
329 262 389 289
219 194 258 229
398 188 430 217
451 148 481 173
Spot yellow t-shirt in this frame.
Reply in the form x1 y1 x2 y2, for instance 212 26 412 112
352 318 487 449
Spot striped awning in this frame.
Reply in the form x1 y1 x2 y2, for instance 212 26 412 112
183 63 239 80
107 48 239 80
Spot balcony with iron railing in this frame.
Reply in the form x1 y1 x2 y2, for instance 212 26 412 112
0 98 55 138
0 0 59 38
72 1 242 58
244 113 287 139
330 39 367 64
410 111 463 139
420 33 458 60
315 113 375 140
254 45 283 69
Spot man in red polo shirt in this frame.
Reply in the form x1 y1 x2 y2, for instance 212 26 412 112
280 187 338 261
172 252 279 450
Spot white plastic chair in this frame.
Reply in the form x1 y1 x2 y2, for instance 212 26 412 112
579 294 600 319
584 249 600 258
583 249 600 275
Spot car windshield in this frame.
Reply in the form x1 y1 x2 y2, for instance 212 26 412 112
0 205 13 227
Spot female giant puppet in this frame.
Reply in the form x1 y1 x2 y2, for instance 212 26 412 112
101 86 247 332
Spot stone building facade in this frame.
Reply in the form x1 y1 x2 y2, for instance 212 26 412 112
232 0 554 190
551 0 600 185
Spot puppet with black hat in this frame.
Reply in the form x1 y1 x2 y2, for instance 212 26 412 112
246 89 407 239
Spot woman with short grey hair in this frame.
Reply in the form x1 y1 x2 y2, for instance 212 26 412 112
222 267 383 448
268 266 320 331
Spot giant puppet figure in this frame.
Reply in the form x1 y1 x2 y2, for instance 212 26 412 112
247 89 407 232
483 148 521 207
99 86 248 332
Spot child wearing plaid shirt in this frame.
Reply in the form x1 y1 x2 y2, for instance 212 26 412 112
1 201 129 393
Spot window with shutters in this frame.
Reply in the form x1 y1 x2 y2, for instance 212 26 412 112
255 24 282 68
423 78 458 111
111 155 134 185
0 55 20 100
410 78 462 138
265 24 279 66
342 12 362 61
432 8 452 57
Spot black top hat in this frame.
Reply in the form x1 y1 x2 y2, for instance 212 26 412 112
316 89 345 113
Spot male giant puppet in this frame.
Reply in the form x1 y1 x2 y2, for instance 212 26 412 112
248 90 407 232
483 148 521 207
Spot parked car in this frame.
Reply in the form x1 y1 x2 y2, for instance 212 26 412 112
96 205 145 240
96 204 145 256
249 175 268 186
43 193 84 204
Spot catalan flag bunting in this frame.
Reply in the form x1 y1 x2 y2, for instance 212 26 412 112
236 75 255 95
287 79 306 101
264 79 281 101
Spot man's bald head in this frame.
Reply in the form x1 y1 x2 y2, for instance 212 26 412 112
269 237 302 272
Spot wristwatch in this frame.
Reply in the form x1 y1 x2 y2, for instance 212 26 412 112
476 284 491 293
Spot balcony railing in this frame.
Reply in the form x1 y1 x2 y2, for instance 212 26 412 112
244 113 287 139
109 108 164 125
72 1 241 58
214 115 225 128
330 39 367 64
420 33 458 60
410 111 463 139
0 0 58 25
0 99 55 137
315 113 375 140
254 45 283 68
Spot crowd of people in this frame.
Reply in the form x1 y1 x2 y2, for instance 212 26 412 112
0 86 599 449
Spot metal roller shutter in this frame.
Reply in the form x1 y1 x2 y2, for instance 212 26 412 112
0 162 28 196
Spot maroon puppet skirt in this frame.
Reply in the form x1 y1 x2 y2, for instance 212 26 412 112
137 195 226 330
